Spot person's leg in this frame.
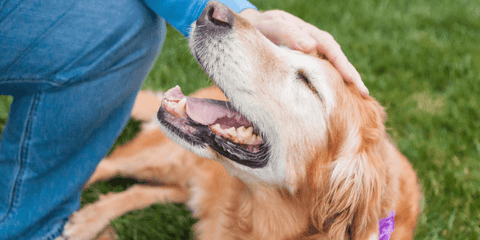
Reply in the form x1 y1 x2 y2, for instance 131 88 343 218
0 0 167 239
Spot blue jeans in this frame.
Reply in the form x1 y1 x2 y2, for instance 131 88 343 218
0 0 166 239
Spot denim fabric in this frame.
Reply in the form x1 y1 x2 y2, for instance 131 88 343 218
0 0 166 239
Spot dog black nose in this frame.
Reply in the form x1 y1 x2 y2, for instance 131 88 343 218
196 1 234 28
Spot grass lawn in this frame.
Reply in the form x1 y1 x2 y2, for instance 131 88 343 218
1 0 479 239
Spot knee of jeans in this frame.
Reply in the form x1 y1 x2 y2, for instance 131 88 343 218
0 0 166 96
54 1 167 85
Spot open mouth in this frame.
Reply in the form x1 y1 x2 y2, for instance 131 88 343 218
157 86 269 168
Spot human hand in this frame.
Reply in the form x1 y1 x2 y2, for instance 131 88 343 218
239 8 369 97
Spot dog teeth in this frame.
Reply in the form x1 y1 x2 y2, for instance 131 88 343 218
163 98 264 146
226 127 237 138
209 125 263 145
210 123 221 133
237 126 251 138
237 126 254 144
163 98 187 118
176 98 187 117
245 126 254 136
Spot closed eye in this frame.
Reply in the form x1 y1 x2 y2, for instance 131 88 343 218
296 69 322 100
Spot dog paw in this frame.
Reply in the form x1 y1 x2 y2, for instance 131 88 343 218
59 202 113 240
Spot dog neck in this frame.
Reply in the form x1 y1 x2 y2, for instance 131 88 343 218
225 180 319 239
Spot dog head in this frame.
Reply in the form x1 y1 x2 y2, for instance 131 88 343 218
157 1 387 237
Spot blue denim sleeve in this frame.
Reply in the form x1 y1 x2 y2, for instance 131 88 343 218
141 0 257 37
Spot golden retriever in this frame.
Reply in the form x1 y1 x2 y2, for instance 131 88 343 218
60 1 421 239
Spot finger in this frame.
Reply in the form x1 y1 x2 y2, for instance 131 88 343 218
252 11 368 96
309 29 355 84
259 21 317 52
286 19 356 84
348 63 369 97
254 11 318 53
293 34 317 53
278 14 318 53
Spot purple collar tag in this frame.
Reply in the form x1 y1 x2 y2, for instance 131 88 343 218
379 211 395 240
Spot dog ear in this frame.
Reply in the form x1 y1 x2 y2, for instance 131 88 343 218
314 151 383 239
311 97 386 239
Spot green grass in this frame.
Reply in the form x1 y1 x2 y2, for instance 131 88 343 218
1 0 479 239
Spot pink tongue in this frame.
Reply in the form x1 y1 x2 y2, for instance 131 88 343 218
164 86 252 127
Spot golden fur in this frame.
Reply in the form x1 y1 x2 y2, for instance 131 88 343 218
60 84 420 240
60 2 421 239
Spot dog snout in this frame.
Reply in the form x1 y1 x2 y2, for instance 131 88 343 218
197 1 234 29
